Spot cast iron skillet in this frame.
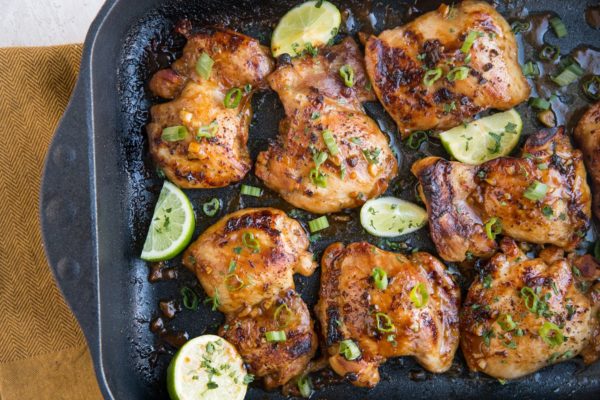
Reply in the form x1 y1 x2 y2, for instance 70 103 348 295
40 0 600 399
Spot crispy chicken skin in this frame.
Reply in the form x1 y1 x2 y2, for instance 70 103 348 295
315 242 460 387
219 290 318 389
461 238 600 380
412 127 592 262
182 208 316 314
146 27 274 188
364 1 530 136
574 101 600 220
255 38 397 214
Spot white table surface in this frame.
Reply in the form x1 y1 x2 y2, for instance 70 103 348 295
0 0 104 47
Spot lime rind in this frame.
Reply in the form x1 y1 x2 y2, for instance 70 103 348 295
271 0 341 57
440 109 522 165
360 197 428 237
140 181 195 261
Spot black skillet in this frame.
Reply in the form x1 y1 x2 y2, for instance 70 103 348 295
40 0 600 398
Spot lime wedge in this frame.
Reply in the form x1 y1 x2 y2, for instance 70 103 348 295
271 0 341 57
440 109 522 165
360 197 428 237
167 335 249 400
141 181 195 261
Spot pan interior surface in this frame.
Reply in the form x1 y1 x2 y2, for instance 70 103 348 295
91 0 600 398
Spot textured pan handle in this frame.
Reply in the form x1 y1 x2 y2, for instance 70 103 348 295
40 76 99 344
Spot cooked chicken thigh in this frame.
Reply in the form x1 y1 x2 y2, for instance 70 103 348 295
461 238 600 380
364 0 530 136
219 289 318 389
182 208 316 314
255 38 397 214
315 242 460 387
147 27 274 188
412 127 591 262
574 101 600 220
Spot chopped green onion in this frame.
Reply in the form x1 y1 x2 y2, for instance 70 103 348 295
274 303 292 328
511 20 531 34
195 52 214 79
372 267 388 290
522 61 540 78
406 130 428 150
265 330 287 342
551 62 584 87
461 30 483 54
309 168 328 187
240 184 263 197
339 64 355 87
297 375 314 398
582 75 600 101
228 260 237 273
484 217 502 240
161 126 188 141
224 87 242 108
423 67 443 86
180 286 199 310
539 321 565 347
529 97 551 111
322 130 340 156
242 231 260 253
496 314 517 331
539 45 560 62
549 17 567 38
203 288 220 311
197 120 218 139
202 198 220 216
308 216 329 233
339 339 361 360
375 312 395 333
447 66 470 82
225 273 244 291
523 180 548 201
520 286 539 312
409 282 429 308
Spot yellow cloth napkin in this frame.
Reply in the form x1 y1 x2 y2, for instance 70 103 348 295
0 45 102 400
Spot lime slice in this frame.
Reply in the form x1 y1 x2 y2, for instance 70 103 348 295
440 109 522 165
141 181 195 261
167 335 249 400
271 0 341 57
360 197 428 237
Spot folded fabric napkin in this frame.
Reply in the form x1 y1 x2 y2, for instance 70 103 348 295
0 45 102 400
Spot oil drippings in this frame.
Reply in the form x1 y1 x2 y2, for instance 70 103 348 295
585 4 600 29
150 316 189 348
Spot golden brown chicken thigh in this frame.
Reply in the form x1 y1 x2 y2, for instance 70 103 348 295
147 27 274 188
219 290 318 389
255 38 397 214
364 0 530 136
574 101 600 220
315 242 460 387
182 208 316 314
412 127 592 262
461 238 600 380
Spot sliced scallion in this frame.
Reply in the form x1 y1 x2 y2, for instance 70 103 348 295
224 87 242 108
409 282 429 308
375 312 395 333
406 130 428 150
529 97 551 111
265 330 287 342
447 66 470 82
180 286 199 310
197 120 218 139
511 20 531 34
551 62 584 87
522 61 540 78
195 52 214 80
549 17 567 38
240 184 263 197
339 339 361 360
202 198 220 217
484 217 502 240
423 67 443 86
297 375 314 398
582 75 600 101
308 216 329 233
539 45 560 62
322 130 340 156
274 303 292 328
161 125 188 142
339 64 355 88
242 231 260 253
496 313 517 331
539 321 564 347
224 273 244 291
520 286 539 312
523 180 548 201
461 30 483 54
372 267 388 290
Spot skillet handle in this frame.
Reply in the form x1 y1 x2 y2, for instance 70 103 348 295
40 77 99 341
